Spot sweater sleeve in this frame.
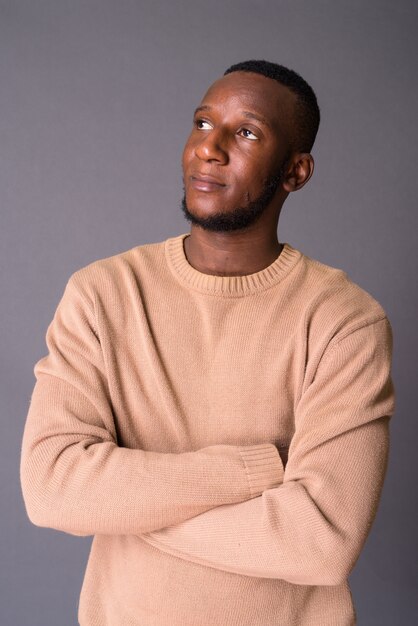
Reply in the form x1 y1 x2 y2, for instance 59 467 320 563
20 275 283 537
140 317 395 586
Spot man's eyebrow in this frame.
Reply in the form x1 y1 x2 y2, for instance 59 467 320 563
194 105 212 116
241 110 272 128
193 105 272 129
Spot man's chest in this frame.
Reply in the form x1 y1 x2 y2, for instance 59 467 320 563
99 294 306 452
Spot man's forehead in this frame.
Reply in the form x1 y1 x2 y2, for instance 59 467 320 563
200 71 296 109
197 72 297 129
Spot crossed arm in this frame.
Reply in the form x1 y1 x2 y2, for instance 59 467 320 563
20 274 395 586
140 318 394 585
20 276 283 537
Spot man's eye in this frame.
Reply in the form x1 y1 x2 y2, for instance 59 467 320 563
195 119 212 130
239 128 258 140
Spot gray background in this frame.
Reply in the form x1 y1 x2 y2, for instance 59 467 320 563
1 1 417 624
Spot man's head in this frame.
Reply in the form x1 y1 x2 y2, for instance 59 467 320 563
181 60 319 233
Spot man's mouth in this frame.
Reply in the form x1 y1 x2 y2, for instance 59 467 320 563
190 174 226 192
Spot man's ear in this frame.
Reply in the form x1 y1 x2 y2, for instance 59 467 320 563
282 153 314 192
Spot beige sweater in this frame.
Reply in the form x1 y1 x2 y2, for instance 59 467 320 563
20 232 395 625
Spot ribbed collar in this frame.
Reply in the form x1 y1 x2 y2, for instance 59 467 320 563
165 233 302 297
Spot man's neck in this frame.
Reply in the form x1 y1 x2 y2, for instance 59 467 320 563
183 229 284 277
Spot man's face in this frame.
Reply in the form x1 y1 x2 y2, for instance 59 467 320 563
181 71 297 232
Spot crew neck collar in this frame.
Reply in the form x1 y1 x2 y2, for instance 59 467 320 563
165 233 301 297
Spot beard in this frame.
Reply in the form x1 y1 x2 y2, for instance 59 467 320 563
180 167 285 233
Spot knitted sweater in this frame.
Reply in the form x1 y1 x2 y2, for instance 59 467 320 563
20 232 395 626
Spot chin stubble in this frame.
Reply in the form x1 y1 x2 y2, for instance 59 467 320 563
180 168 284 233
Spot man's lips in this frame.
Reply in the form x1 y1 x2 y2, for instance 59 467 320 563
189 174 226 192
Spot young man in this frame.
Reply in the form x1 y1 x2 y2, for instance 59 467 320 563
20 60 395 625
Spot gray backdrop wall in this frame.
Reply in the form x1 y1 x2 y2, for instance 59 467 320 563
1 1 417 624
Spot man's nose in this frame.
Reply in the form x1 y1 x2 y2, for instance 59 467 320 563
195 130 229 164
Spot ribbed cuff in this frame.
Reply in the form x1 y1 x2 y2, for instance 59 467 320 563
238 443 284 498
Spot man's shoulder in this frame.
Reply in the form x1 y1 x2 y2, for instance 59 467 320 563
293 247 389 333
68 236 169 296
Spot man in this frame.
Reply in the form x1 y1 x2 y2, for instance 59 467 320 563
20 60 395 625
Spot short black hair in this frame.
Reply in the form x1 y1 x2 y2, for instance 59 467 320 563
224 59 320 153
